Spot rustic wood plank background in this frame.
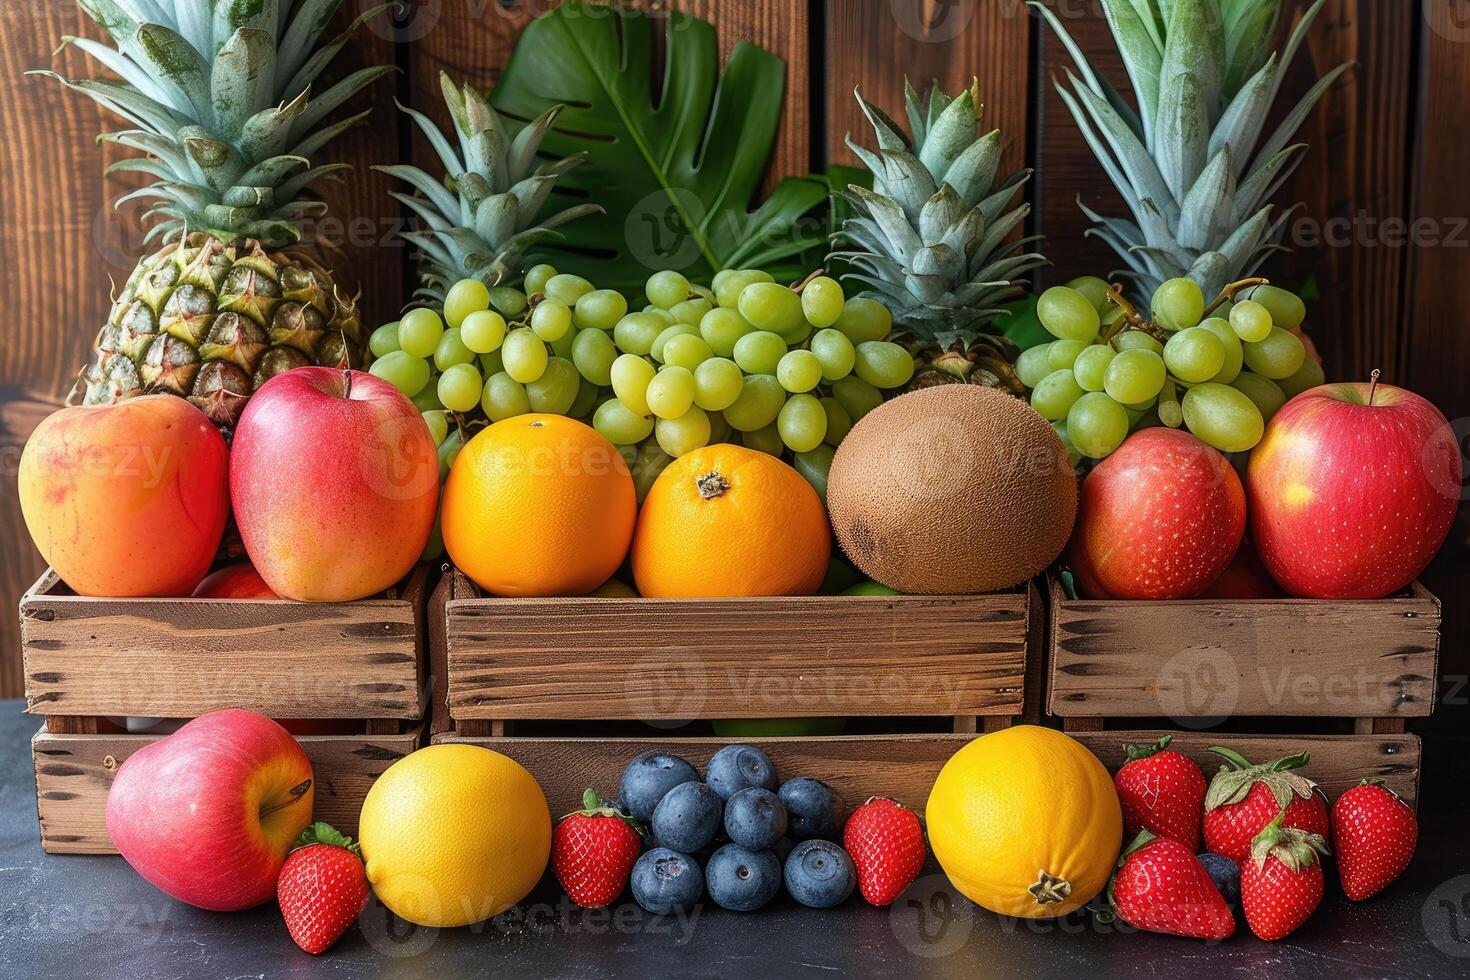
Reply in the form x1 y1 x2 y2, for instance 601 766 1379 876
1 1 1465 708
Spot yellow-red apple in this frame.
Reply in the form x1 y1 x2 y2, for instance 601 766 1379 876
192 562 278 599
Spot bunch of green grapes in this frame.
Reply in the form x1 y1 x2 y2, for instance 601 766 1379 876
1019 276 1323 462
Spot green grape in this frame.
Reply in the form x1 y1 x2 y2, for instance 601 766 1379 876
646 366 696 419
568 378 599 419
1229 300 1274 343
777 349 823 393
1243 327 1306 380
1278 356 1325 398
531 300 573 342
370 322 401 358
733 330 788 375
434 328 475 371
399 308 445 358
420 518 444 562
1113 330 1164 355
479 347 505 379
651 323 699 362
460 310 507 354
1047 339 1091 370
1230 372 1288 424
1244 284 1306 329
422 410 450 447
1037 286 1102 341
693 357 744 411
1129 404 1161 430
738 282 805 336
611 353 657 416
670 297 712 327
544 273 595 307
655 405 711 457
646 270 691 309
742 422 784 456
778 318 812 347
810 328 856 381
370 350 431 397
1163 327 1226 384
1157 380 1184 428
572 329 618 386
444 279 490 328
707 409 731 445
643 308 677 327
482 372 530 421
549 326 578 361
501 327 549 383
1030 370 1085 421
663 333 714 372
723 374 786 431
1066 276 1113 312
437 430 464 482
1152 277 1206 331
690 283 714 303
794 445 835 501
524 263 557 296
1072 344 1115 392
699 307 754 357
1182 382 1264 452
489 287 528 318
777 393 827 453
802 276 845 327
1052 421 1082 468
613 311 665 356
573 289 628 331
594 397 654 445
853 341 914 388
714 269 774 308
834 297 892 343
711 269 735 295
1104 348 1167 404
831 376 883 420
1016 344 1055 389
1200 317 1244 384
527 357 580 414
821 397 852 446
631 442 675 502
437 362 483 413
412 386 444 413
1066 392 1130 459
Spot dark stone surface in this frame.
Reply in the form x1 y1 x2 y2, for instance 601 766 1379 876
1 701 1466 978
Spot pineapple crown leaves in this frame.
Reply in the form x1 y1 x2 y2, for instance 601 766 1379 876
36 0 396 247
1204 746 1318 812
829 78 1047 347
1030 0 1353 301
377 72 603 304
1248 810 1330 872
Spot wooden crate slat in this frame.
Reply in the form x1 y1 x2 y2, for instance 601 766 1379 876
1047 576 1440 719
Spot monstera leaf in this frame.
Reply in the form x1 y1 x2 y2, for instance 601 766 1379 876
491 3 831 294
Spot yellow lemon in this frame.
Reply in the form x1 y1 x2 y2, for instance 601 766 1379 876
926 725 1121 918
359 744 551 927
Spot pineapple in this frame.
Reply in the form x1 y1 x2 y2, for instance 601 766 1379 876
1032 0 1350 305
830 80 1047 392
45 0 393 430
380 72 602 306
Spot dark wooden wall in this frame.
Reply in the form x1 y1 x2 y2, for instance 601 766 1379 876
1 1 1465 699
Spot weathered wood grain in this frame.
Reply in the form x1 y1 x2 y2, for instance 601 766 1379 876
1047 576 1440 718
445 581 1031 720
1 390 57 698
22 566 430 721
33 725 422 855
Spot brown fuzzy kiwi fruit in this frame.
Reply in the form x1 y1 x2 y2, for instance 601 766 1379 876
826 385 1077 593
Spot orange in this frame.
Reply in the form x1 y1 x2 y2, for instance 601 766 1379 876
441 414 636 596
632 445 829 597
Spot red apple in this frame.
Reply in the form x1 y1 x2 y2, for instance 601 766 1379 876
105 709 314 911
1198 539 1284 599
1070 428 1246 599
191 563 278 599
1248 379 1461 598
230 367 438 601
18 395 228 596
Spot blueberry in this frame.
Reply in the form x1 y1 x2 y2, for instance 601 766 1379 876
783 839 855 909
724 787 787 850
773 836 794 863
778 777 840 840
705 844 782 912
1197 853 1240 905
705 744 777 800
619 752 699 822
630 848 704 915
651 781 723 853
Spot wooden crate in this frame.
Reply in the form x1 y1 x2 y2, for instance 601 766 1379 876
21 565 433 854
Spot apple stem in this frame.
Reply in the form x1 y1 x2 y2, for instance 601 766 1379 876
260 778 313 820
341 368 353 400
1368 368 1381 406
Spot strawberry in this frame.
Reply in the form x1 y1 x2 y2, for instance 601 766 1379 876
1111 830 1235 940
1240 810 1330 940
1202 747 1329 863
552 789 644 909
843 797 926 906
1331 779 1418 901
1113 735 1206 852
276 822 370 955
